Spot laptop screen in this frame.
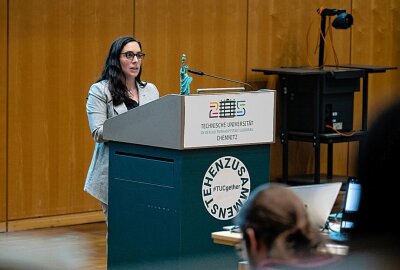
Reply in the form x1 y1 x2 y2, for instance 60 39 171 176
289 183 342 229
340 177 362 232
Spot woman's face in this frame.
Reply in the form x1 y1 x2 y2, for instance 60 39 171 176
119 41 142 81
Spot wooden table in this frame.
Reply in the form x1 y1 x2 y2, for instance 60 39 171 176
211 231 248 270
211 231 242 246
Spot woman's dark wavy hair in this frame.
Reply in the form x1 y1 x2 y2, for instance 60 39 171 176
97 36 147 105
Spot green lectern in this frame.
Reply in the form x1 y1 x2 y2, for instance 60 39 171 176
104 90 276 269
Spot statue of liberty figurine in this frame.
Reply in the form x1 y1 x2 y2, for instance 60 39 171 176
180 54 192 95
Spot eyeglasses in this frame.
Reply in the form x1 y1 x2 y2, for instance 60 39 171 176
120 51 145 60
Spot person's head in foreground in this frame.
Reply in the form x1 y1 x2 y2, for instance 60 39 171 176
236 183 335 269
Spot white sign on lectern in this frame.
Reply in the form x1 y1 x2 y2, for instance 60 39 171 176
184 90 275 148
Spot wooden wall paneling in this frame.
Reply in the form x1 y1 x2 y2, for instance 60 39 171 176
247 0 352 181
8 0 134 221
0 0 7 231
134 0 248 97
247 0 352 81
351 0 400 119
3 0 399 230
7 211 105 232
348 0 400 176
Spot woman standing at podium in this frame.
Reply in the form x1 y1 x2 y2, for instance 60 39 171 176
84 36 159 223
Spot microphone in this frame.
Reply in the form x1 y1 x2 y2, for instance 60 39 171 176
188 69 255 90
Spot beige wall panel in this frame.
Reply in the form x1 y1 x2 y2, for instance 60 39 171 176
0 0 7 225
349 0 400 176
247 0 353 181
247 0 352 82
135 0 248 97
3 0 399 226
8 0 134 220
352 0 400 122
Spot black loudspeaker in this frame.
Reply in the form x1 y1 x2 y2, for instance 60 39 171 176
286 76 360 133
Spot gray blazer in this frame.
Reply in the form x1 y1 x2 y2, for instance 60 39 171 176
84 80 159 204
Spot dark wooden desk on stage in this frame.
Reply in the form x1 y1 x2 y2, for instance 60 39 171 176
252 65 396 184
